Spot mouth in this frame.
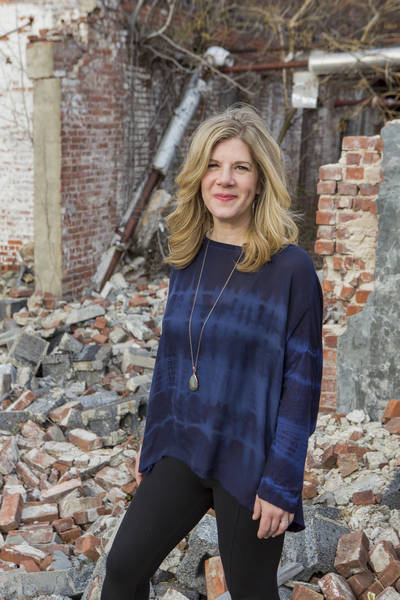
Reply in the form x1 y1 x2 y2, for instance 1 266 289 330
214 194 236 202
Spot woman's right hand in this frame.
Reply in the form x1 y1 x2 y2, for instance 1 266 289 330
135 442 143 485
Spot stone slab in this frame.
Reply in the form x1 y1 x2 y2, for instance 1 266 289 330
0 562 94 599
280 506 349 581
7 331 49 375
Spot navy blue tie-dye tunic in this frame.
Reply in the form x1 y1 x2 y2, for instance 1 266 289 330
139 236 323 531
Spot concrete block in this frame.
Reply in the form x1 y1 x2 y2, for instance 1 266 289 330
0 364 15 395
42 354 71 380
0 561 94 598
0 411 31 432
27 392 66 425
122 347 155 371
281 506 349 581
66 304 105 326
0 298 27 321
175 514 219 594
7 330 49 375
72 345 111 386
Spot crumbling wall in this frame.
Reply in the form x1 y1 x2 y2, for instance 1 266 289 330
315 129 396 414
0 0 87 270
337 121 400 419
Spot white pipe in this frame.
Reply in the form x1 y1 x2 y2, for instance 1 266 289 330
309 46 400 75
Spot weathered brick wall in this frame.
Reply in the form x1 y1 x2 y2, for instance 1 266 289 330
59 20 141 297
315 136 383 413
0 0 86 270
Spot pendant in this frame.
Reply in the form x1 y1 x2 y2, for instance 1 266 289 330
189 372 199 391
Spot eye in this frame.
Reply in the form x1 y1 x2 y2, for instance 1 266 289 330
236 165 250 172
207 162 219 169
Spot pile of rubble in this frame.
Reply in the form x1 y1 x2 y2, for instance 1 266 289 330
0 270 400 600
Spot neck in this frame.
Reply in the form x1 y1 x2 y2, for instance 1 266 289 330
207 223 249 247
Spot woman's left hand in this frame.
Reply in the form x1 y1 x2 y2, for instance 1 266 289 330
252 494 294 539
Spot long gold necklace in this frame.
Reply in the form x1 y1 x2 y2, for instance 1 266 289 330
188 238 243 391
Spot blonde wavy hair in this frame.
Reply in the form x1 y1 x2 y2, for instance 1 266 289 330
164 104 299 272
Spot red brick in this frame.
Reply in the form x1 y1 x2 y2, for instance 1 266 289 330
349 431 364 442
320 445 337 468
41 478 82 502
338 211 360 223
369 541 398 574
337 196 353 209
360 272 374 283
338 182 358 195
346 166 365 180
315 240 334 255
94 316 107 329
6 390 36 411
318 572 356 599
364 151 381 164
0 494 23 532
16 461 40 487
317 225 336 240
92 333 108 344
59 527 82 543
316 210 336 225
378 559 400 587
317 181 337 194
346 152 361 165
319 165 342 180
340 285 354 300
338 454 359 477
53 517 75 533
353 197 377 212
318 196 335 210
20 558 41 572
205 555 228 600
333 256 343 270
352 489 375 505
382 400 400 424
355 290 372 303
322 280 335 292
334 531 370 577
342 136 374 150
360 580 384 600
292 583 323 599
74 534 102 561
334 442 369 458
68 429 102 451
346 305 363 316
347 570 375 596
359 183 380 195
384 418 400 434
129 295 150 307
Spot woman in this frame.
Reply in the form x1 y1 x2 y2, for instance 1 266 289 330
101 105 323 599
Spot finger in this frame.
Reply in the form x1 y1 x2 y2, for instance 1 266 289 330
272 519 289 537
252 498 261 521
257 516 271 539
266 515 282 538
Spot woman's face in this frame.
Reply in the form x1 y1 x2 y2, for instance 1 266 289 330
200 137 260 232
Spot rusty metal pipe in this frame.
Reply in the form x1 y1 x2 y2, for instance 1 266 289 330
334 97 400 107
99 169 162 291
219 59 308 73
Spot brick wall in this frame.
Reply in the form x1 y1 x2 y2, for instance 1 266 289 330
0 0 85 270
315 136 383 413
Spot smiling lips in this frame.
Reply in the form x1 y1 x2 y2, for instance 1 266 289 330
214 194 237 202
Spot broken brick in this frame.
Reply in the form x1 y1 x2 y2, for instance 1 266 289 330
0 493 23 532
74 533 102 561
334 531 370 577
318 572 356 599
369 541 399 573
205 555 228 600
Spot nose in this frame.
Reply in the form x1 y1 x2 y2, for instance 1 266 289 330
216 165 234 186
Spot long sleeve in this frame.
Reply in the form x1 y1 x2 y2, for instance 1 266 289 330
256 274 323 514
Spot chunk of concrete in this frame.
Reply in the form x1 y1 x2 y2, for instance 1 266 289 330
7 330 49 375
0 298 27 320
72 345 112 386
66 304 105 326
42 354 71 380
175 514 219 594
280 506 349 581
0 561 94 598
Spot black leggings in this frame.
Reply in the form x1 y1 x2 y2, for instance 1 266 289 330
101 456 284 600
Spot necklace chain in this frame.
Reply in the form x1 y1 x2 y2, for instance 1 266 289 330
188 238 243 391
